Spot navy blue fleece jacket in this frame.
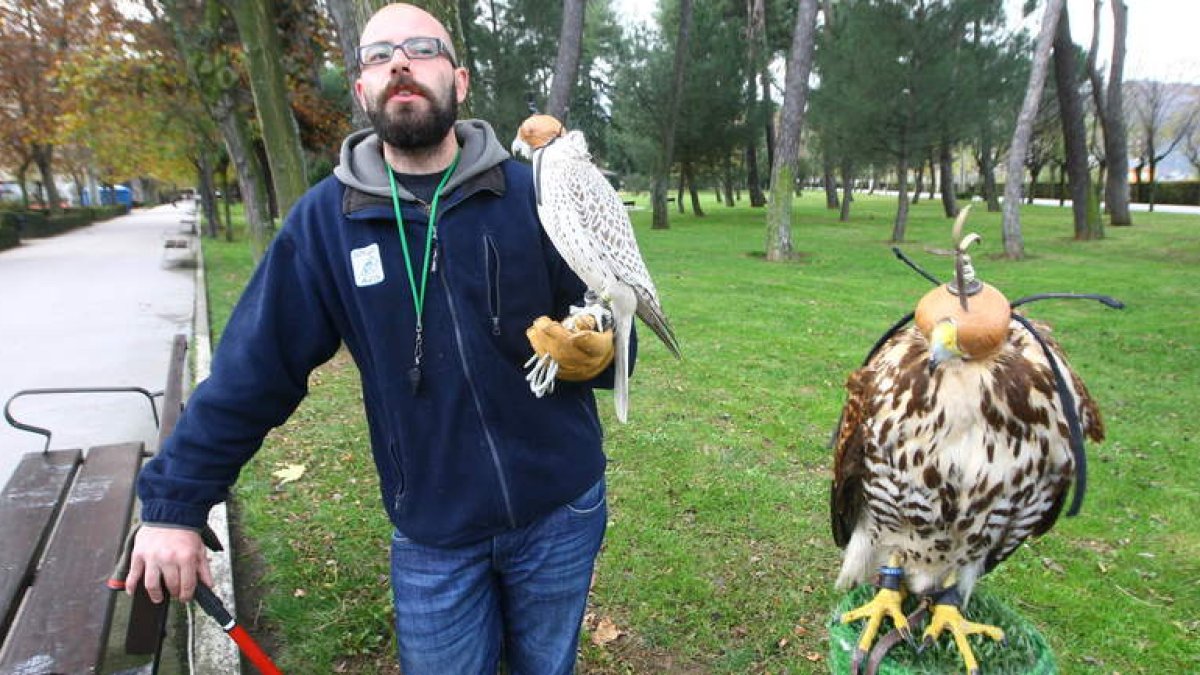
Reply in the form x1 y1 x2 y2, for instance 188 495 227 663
137 120 633 547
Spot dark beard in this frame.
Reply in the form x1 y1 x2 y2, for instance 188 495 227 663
367 80 458 151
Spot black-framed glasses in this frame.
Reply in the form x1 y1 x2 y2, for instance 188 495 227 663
358 37 457 67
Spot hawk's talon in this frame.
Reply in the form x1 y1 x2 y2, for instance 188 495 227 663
921 600 1005 675
841 587 909 660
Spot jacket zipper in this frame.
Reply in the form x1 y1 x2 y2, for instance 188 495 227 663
484 235 502 335
434 203 518 528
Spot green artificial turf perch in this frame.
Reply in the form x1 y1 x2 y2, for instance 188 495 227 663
828 585 1058 674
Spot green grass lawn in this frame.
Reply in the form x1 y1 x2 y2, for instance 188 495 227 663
204 192 1200 673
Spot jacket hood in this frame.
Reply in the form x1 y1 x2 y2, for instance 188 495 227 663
334 119 511 201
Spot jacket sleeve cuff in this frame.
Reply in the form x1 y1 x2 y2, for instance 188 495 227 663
139 521 203 533
140 500 212 530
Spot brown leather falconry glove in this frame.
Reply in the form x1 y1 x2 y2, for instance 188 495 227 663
524 303 615 396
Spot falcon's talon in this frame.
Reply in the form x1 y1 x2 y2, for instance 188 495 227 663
524 353 559 397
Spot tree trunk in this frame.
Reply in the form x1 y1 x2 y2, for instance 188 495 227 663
1103 0 1132 225
545 0 586 120
927 154 937 200
1053 4 1102 240
744 0 767 208
839 159 853 222
686 163 705 217
912 160 924 205
1148 158 1157 212
823 156 839 209
218 106 275 259
1027 167 1041 204
677 170 685 214
761 66 775 173
16 160 31 210
978 142 1000 212
220 160 234 242
723 154 735 206
195 149 223 238
1088 0 1132 225
30 144 62 214
891 154 910 243
1002 0 1063 260
160 0 276 259
228 0 309 222
939 143 958 217
765 0 818 261
652 0 693 230
745 144 765 206
325 0 371 129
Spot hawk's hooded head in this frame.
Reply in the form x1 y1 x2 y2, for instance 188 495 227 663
914 232 1011 372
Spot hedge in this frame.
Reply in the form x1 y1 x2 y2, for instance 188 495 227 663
0 205 129 251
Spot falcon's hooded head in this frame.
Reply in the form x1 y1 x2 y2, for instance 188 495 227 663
512 113 565 158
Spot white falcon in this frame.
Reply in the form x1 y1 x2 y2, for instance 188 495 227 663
512 113 680 422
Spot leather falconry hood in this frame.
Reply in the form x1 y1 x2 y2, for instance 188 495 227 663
914 207 1011 361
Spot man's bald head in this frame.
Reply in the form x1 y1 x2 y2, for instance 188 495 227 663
361 3 458 64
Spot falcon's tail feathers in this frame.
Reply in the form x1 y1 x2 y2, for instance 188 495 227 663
613 311 632 423
636 302 681 359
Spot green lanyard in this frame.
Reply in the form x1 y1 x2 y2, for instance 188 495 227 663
387 151 459 393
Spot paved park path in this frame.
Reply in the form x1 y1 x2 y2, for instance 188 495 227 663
0 203 196 485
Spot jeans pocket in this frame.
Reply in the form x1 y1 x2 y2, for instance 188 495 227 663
564 478 606 515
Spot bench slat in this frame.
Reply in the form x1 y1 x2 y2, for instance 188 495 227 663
0 449 81 643
0 442 142 673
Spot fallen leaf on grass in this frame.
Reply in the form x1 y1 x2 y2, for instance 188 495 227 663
1040 557 1065 575
804 652 823 662
591 616 624 646
273 463 307 486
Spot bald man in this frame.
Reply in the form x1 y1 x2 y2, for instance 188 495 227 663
128 5 630 672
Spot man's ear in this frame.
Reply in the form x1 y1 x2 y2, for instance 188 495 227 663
353 79 368 112
454 67 470 104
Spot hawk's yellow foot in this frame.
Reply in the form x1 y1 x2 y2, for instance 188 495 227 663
840 563 912 673
919 588 1005 675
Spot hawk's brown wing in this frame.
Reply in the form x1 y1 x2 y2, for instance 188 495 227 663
830 366 871 548
982 319 1106 571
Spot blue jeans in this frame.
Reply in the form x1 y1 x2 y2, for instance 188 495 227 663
390 478 606 675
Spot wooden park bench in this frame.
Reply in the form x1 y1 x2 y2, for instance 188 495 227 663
0 335 188 673
161 232 194 267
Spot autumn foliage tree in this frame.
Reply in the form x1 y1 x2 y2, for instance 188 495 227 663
0 1 124 212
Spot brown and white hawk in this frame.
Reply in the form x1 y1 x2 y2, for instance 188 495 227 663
830 227 1119 674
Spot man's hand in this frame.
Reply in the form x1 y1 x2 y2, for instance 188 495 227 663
125 525 213 603
524 313 615 397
